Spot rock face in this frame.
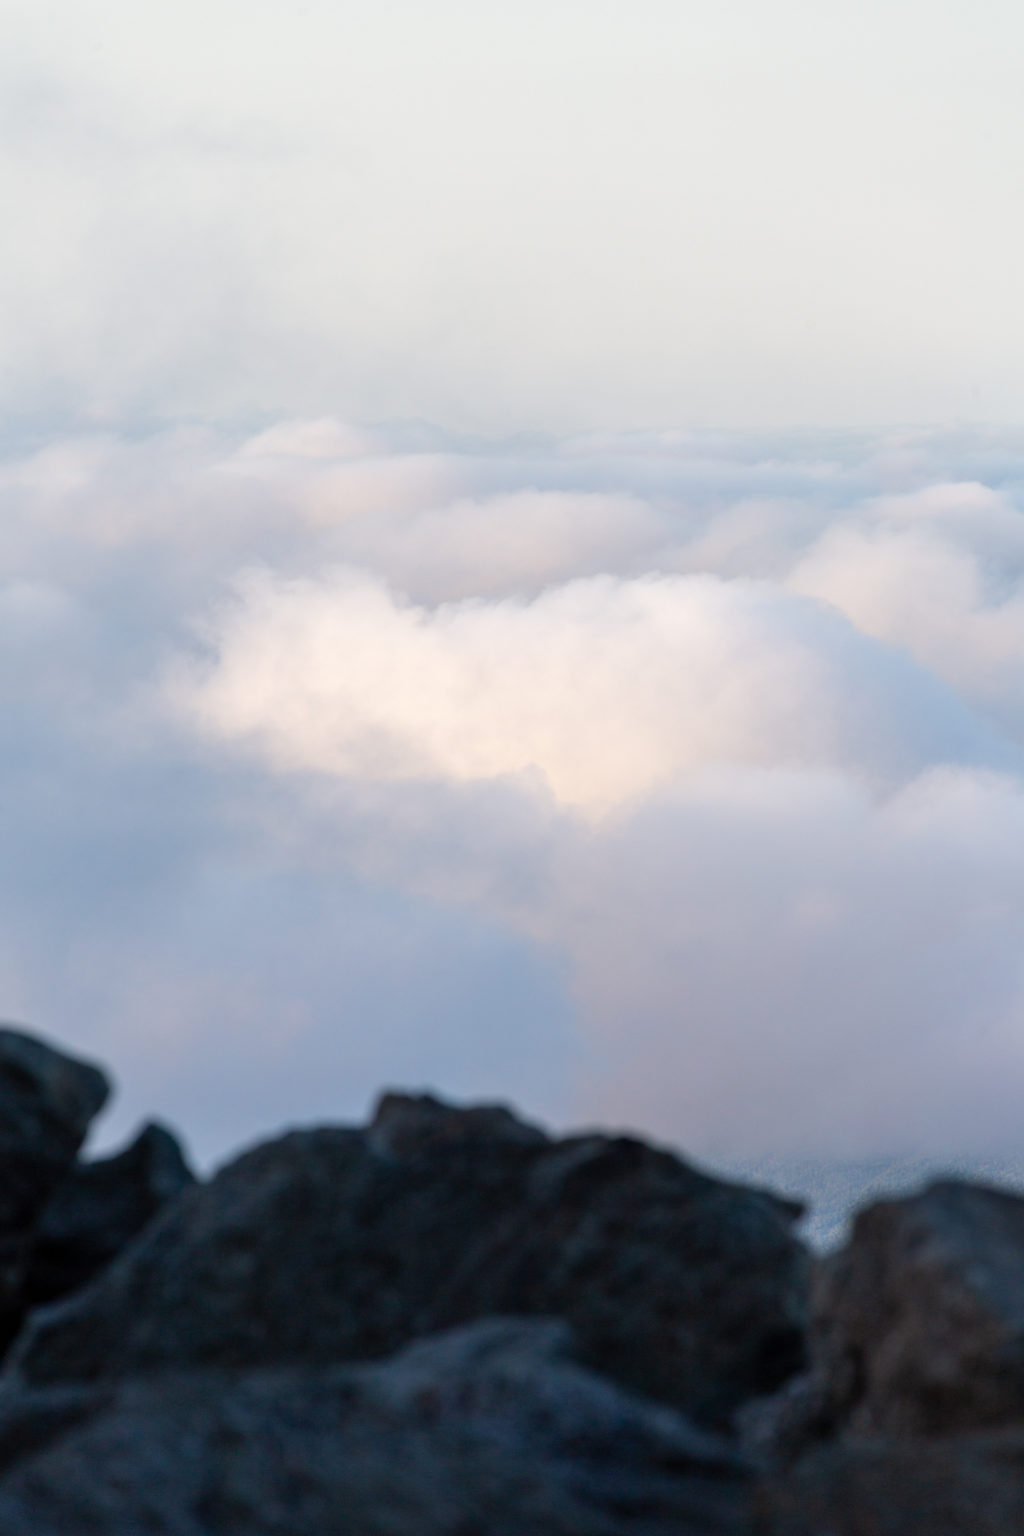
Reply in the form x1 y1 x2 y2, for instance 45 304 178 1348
0 1319 755 1536
9 1093 809 1429
758 1432 1024 1535
810 1179 1024 1437
0 1029 109 1347
2 1027 1021 1533
743 1178 1024 1533
24 1121 195 1309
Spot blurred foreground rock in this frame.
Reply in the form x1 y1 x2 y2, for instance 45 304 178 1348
24 1120 195 1308
9 1091 808 1430
812 1178 1024 1436
746 1177 1024 1533
745 1177 1024 1459
0 1028 108 1347
0 1029 1021 1532
757 1431 1024 1535
0 1318 754 1536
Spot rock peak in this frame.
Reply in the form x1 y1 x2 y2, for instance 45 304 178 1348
368 1089 550 1157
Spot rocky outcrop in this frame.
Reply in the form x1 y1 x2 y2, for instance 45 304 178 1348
24 1121 195 1308
0 1028 1020 1533
743 1177 1024 1533
8 1093 809 1430
0 1029 109 1348
804 1179 1024 1439
0 1318 755 1536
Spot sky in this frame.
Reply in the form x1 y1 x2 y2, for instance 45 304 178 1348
3 1 1024 1173
5 0 1024 433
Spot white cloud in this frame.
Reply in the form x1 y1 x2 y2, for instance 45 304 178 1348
788 485 1024 740
178 565 1008 814
4 418 1024 1168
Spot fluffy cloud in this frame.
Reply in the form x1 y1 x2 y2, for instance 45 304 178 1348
789 484 1024 739
5 418 1024 1172
179 566 1005 813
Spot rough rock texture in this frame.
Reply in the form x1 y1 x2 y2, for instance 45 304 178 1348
0 1029 109 1347
24 1121 195 1308
0 1383 107 1480
808 1179 1024 1437
8 1093 809 1428
0 1319 754 1536
0 1027 1021 1533
757 1431 1024 1535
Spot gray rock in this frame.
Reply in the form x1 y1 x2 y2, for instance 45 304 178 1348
25 1121 195 1308
8 1093 809 1427
0 1029 109 1348
0 1319 754 1535
808 1179 1024 1437
0 1382 109 1479
368 1089 549 1155
756 1431 1024 1535
735 1360 836 1472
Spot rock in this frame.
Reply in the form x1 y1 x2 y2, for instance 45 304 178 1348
423 1127 809 1425
24 1122 195 1308
0 1319 755 1536
735 1360 837 1472
7 1093 809 1428
0 1028 109 1228
756 1430 1024 1535
368 1089 549 1155
808 1179 1024 1437
0 1029 109 1348
0 1383 109 1480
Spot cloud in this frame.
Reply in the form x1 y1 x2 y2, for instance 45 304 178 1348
788 485 1024 741
537 766 1024 1160
325 491 669 604
5 418 1024 1168
6 1 1024 433
177 565 1008 813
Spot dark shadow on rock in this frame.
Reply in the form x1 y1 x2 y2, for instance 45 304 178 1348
0 1028 109 1352
24 1121 196 1309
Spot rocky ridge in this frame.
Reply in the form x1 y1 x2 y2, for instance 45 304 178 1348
0 1026 1019 1532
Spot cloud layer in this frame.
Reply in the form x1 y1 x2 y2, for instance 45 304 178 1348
181 566 1004 813
4 0 1024 432
5 419 1024 1167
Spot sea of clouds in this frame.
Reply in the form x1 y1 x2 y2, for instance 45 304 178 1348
4 417 1024 1174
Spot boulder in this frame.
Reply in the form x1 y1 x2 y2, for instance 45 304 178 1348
7 1093 809 1427
756 1430 1024 1535
24 1121 195 1308
0 1319 755 1536
0 1029 109 1347
808 1179 1024 1437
